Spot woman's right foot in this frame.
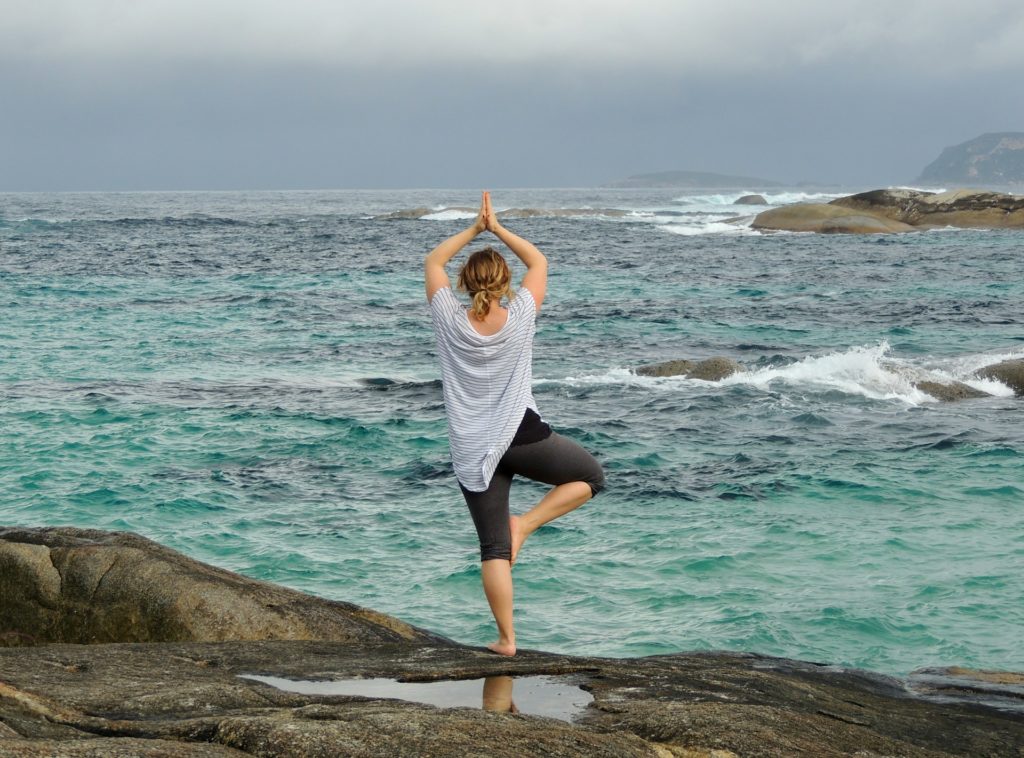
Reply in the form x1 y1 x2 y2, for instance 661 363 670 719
487 640 517 656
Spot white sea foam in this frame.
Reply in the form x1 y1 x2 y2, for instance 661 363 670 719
719 341 932 403
421 209 477 221
660 220 759 236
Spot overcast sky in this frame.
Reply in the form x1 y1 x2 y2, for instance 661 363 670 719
2 0 1023 190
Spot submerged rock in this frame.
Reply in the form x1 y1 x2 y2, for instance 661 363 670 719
977 359 1024 396
0 527 1022 756
0 526 450 647
634 357 741 380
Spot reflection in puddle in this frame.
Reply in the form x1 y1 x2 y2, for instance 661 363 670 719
238 673 593 722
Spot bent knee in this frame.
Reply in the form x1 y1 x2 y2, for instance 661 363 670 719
584 466 606 499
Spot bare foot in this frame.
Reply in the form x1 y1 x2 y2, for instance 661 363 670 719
509 515 527 566
487 640 517 656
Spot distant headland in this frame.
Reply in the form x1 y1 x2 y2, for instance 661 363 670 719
919 132 1024 185
603 169 783 189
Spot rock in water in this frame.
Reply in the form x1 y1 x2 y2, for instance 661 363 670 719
0 526 451 646
689 357 742 381
734 194 768 205
977 359 1024 396
913 380 990 402
918 132 1024 185
634 357 741 380
634 359 695 377
751 203 916 234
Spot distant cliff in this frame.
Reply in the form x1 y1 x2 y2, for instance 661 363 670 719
604 169 781 188
918 132 1024 185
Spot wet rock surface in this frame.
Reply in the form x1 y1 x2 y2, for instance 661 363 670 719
1 527 1022 757
733 194 767 205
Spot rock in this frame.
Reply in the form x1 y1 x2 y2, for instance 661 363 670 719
913 380 990 402
733 194 767 205
634 358 741 381
751 203 916 234
634 359 696 377
977 359 1024 396
831 188 1024 229
1 639 1022 757
0 526 451 647
688 357 742 381
918 132 1024 185
0 527 1023 757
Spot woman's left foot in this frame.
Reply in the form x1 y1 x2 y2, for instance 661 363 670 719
487 640 517 656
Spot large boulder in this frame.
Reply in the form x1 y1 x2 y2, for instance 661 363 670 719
635 357 741 380
751 203 916 234
977 359 1024 396
0 526 450 646
831 188 1024 228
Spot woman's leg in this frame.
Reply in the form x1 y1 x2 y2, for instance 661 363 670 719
480 559 515 655
461 471 517 655
503 432 606 565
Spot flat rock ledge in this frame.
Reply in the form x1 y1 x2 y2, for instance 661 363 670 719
751 187 1024 234
2 528 1023 757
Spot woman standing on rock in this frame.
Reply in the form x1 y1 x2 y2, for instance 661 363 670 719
425 191 605 656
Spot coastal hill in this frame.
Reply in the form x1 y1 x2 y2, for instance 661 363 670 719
604 169 782 189
918 132 1024 185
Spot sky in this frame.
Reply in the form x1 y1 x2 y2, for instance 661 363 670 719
2 0 1023 190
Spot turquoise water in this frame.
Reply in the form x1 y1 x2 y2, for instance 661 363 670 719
2 189 1022 675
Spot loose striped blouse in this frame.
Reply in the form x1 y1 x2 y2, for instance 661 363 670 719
429 285 540 492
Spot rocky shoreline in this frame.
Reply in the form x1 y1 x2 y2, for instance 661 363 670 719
749 188 1024 234
2 527 1022 756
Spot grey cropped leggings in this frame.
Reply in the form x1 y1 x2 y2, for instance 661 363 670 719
459 432 606 562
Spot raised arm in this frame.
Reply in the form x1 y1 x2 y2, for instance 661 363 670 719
424 192 487 302
485 194 547 310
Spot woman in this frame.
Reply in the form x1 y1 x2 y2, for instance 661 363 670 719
425 191 605 656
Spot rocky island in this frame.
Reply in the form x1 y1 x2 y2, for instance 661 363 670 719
750 188 1024 234
2 526 1023 756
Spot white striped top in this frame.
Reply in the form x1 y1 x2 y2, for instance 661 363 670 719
429 285 540 492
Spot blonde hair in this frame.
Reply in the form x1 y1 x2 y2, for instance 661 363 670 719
457 247 514 321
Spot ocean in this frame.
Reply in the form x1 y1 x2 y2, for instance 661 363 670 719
2 187 1021 676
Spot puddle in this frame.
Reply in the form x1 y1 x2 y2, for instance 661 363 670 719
238 673 593 722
